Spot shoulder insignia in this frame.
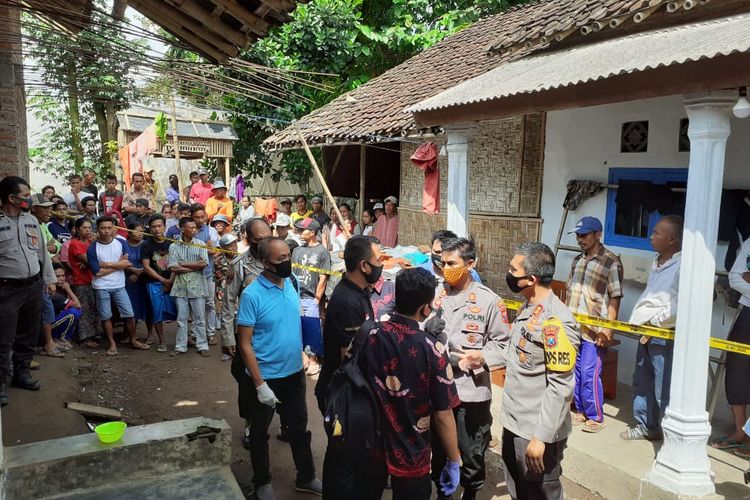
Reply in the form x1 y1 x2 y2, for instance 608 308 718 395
542 316 577 373
434 298 443 308
469 305 481 314
468 292 476 302
440 289 447 297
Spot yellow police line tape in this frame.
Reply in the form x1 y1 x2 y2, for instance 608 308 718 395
504 299 750 356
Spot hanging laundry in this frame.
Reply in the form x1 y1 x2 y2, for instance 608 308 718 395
118 124 159 191
255 197 278 223
411 142 440 214
236 174 245 201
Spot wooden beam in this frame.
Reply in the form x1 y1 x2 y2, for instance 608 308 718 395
167 0 249 48
129 0 236 62
210 0 270 37
359 144 366 223
65 402 122 420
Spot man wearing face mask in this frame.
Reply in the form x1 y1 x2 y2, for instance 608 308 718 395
317 235 380 499
236 237 322 499
230 218 273 449
429 237 509 500
502 242 580 499
421 230 482 284
0 176 57 406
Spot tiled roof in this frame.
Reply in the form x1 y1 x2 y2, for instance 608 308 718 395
264 0 728 149
263 4 542 149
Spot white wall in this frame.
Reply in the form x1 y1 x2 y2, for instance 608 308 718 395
541 95 750 422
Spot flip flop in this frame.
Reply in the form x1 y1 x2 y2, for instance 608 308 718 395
82 340 101 349
734 445 750 459
582 420 606 433
711 436 745 450
106 349 118 356
38 348 64 358
571 413 587 426
156 344 168 353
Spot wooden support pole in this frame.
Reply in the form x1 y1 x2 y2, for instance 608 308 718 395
225 157 231 186
359 144 366 223
170 92 184 201
295 123 350 238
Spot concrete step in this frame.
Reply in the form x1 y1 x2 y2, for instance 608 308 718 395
1 417 242 500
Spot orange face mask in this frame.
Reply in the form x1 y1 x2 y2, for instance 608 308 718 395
443 266 468 287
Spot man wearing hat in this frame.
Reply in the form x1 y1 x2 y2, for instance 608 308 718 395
566 216 624 433
373 195 399 248
210 214 231 237
273 213 298 253
206 180 233 223
279 198 293 217
310 196 330 227
189 168 214 206
124 198 153 231
216 232 239 359
292 218 330 376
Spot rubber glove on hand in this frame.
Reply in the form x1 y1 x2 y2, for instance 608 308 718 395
256 382 279 407
439 458 461 496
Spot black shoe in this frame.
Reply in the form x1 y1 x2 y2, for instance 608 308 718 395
242 434 251 449
12 369 41 391
276 432 290 442
461 492 477 500
0 383 8 406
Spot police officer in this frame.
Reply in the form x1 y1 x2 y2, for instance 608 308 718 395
429 237 510 500
501 242 581 500
0 177 56 406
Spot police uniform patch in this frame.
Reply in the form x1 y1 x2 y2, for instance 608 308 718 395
468 292 476 302
542 317 576 373
497 300 509 324
434 298 442 308
519 337 527 349
465 333 479 345
465 323 479 332
469 305 481 314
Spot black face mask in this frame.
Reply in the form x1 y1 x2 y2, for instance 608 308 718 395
506 272 531 294
430 252 443 268
363 261 384 284
268 260 293 279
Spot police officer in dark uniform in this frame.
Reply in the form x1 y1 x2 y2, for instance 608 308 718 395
0 176 56 406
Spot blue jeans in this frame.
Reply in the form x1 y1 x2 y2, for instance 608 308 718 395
174 296 207 352
95 288 134 321
632 340 673 432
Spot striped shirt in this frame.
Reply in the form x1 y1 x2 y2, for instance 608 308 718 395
168 237 209 298
566 245 624 341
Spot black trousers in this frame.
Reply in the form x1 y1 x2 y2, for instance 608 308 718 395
501 429 566 500
245 369 315 488
431 400 492 496
0 276 43 380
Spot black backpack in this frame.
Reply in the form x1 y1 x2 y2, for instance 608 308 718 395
323 321 383 453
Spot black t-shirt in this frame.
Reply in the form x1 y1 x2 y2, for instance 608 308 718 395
363 315 459 478
140 238 172 281
316 277 374 397
81 183 99 199
124 213 151 231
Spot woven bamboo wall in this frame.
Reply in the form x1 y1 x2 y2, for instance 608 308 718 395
399 114 544 215
398 207 541 294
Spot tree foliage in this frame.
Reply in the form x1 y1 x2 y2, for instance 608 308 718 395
24 0 144 179
217 0 531 187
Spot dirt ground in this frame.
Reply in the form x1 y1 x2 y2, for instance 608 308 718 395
1 321 602 499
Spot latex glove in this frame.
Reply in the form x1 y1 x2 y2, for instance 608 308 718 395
256 382 279 407
439 458 461 496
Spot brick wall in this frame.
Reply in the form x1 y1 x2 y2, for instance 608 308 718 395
398 113 545 294
0 1 29 180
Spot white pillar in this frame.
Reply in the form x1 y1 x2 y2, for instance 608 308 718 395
445 124 474 237
646 91 735 496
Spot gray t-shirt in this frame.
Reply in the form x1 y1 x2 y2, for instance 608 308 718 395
292 243 331 298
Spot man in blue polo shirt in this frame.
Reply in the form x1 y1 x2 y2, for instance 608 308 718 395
236 236 322 500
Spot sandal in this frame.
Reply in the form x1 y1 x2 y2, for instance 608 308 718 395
82 340 101 349
39 348 64 358
571 413 587 426
734 445 750 459
106 348 118 356
582 420 606 433
208 336 218 346
710 436 745 450
156 344 168 353
57 339 73 350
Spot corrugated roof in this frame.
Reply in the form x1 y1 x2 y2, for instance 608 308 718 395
263 5 544 150
409 12 750 114
117 115 238 141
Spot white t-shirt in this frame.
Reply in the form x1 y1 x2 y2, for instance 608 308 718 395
63 191 94 211
91 239 127 290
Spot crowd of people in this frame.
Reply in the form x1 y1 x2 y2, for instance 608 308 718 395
0 168 695 499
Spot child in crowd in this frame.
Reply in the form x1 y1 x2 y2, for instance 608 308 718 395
50 263 82 344
124 222 153 343
166 203 190 239
215 233 238 360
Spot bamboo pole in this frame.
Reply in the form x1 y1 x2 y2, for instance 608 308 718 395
359 144 366 223
294 123 350 238
169 92 184 201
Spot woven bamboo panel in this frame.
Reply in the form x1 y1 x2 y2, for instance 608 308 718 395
398 207 541 294
399 113 545 216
